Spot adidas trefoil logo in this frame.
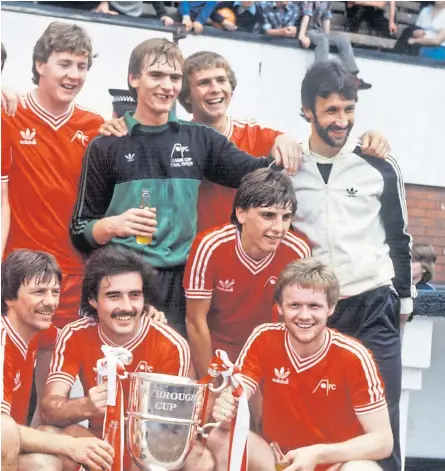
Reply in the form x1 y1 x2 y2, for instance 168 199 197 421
20 128 37 145
125 153 135 162
13 370 21 391
217 279 235 292
272 367 290 384
346 187 358 198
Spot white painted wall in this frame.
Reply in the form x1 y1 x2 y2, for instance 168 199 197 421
2 8 444 187
405 317 445 459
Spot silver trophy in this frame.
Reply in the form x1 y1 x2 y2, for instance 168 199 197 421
127 372 226 470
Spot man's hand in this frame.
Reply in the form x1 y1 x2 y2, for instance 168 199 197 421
389 20 397 35
193 21 204 34
299 35 311 48
161 15 175 27
285 26 297 38
94 1 118 15
360 131 391 159
99 117 128 137
1 87 27 116
212 387 238 429
66 436 115 470
271 134 301 175
222 19 238 31
182 15 193 31
86 384 108 416
284 445 322 471
109 208 157 239
147 305 167 324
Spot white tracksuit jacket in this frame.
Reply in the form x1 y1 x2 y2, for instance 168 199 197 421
291 136 415 315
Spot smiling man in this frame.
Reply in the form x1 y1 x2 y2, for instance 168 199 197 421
207 258 393 471
1 249 114 471
70 38 299 337
40 245 205 471
1 22 104 328
184 168 310 376
290 61 413 471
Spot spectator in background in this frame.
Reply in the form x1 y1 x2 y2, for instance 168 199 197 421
412 243 437 291
39 1 176 26
298 2 372 90
393 1 445 60
261 1 301 38
346 1 397 37
178 1 220 34
211 1 265 33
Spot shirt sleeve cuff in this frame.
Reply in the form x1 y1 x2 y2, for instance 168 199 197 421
400 297 413 315
84 219 102 248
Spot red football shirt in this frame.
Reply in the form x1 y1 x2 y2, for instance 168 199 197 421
238 324 386 464
197 117 282 232
47 315 190 469
47 316 190 430
1 93 104 274
1 316 58 424
184 224 311 361
1 116 12 184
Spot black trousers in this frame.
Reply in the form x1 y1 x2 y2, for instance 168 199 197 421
155 265 187 338
346 5 390 37
393 26 422 56
328 286 402 471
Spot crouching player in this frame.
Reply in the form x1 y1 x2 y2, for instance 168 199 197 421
207 258 393 471
40 245 213 470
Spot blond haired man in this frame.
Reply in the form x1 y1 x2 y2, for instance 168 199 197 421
208 258 393 471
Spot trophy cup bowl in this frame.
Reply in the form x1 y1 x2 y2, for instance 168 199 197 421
127 372 223 470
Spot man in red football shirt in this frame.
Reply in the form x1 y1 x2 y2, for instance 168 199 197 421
177 51 393 232
41 245 212 471
1 249 114 470
100 50 391 233
207 258 393 471
184 168 310 377
1 21 104 328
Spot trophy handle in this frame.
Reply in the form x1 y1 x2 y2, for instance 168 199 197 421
208 376 229 393
198 421 221 439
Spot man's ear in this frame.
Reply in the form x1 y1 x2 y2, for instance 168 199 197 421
128 73 139 90
301 106 313 123
235 207 245 226
327 304 336 318
89 297 98 310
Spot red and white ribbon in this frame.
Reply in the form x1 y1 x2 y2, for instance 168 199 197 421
95 345 133 471
201 350 250 471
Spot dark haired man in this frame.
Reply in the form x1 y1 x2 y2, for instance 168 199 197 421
70 38 300 338
184 168 310 377
1 249 114 471
41 245 211 471
290 60 413 471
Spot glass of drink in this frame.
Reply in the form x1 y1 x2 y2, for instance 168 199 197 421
270 441 291 470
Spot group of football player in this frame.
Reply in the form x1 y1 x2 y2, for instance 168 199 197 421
1 16 412 471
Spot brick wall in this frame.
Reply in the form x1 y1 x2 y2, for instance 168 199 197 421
406 184 445 284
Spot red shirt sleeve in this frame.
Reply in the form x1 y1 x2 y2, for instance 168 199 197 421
346 342 387 415
183 228 219 300
1 116 12 183
1 340 13 415
236 327 268 396
46 325 81 388
151 322 191 378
